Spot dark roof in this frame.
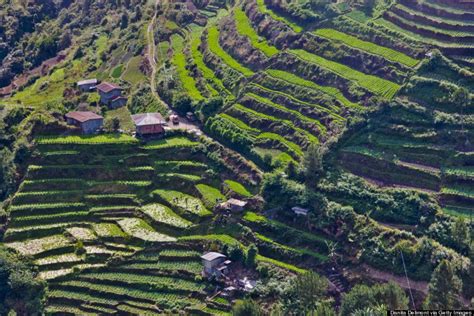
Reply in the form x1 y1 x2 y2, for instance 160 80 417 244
65 111 103 123
96 82 122 93
201 252 226 262
131 113 165 127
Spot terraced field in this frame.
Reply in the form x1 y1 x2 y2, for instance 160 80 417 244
373 0 474 66
3 134 259 313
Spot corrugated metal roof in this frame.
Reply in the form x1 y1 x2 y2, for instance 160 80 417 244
200 252 226 261
77 79 98 86
65 111 103 123
96 82 122 93
131 113 165 126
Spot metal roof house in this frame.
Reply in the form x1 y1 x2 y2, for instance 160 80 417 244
77 79 98 92
65 111 103 134
131 113 166 137
96 82 127 109
201 252 230 278
218 198 248 213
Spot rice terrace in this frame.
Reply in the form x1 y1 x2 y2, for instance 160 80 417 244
0 0 473 315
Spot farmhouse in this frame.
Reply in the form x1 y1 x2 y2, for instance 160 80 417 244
77 79 98 92
96 82 127 108
200 252 231 278
217 198 247 213
65 111 103 134
131 113 166 137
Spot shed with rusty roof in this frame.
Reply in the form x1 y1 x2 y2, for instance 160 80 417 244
65 111 103 134
131 113 166 136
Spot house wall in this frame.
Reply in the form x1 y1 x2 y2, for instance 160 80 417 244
203 258 225 275
99 89 121 105
78 84 96 92
137 124 164 135
110 97 127 109
81 119 103 134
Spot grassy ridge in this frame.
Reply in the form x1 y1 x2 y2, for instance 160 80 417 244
207 26 254 77
234 7 279 57
191 36 232 97
290 49 401 99
266 69 360 108
314 28 419 68
255 0 303 33
171 34 204 101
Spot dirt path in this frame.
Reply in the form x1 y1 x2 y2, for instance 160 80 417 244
147 0 168 109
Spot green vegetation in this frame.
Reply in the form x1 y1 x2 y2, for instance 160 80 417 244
195 184 226 208
207 26 254 77
224 180 252 197
142 137 199 149
152 189 212 217
122 56 147 85
142 204 193 228
266 69 360 108
290 49 401 98
37 134 137 145
314 29 419 68
171 34 204 100
234 7 279 57
256 0 303 32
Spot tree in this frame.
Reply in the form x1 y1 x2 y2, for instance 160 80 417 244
303 143 324 185
341 282 408 315
425 260 462 309
112 117 121 132
172 93 193 115
451 87 470 147
0 246 46 315
246 244 258 268
283 272 328 314
452 217 469 252
465 246 474 298
228 246 245 264
232 299 262 316
120 12 129 29
198 96 223 118
314 302 336 316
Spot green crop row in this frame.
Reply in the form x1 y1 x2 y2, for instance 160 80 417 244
37 134 138 145
246 92 326 133
190 31 233 97
10 202 85 212
256 132 303 157
195 184 226 208
234 7 279 57
171 34 204 101
290 49 401 99
59 280 183 302
314 28 419 67
142 137 199 150
233 103 318 144
79 272 205 292
159 249 200 258
224 179 252 197
207 26 254 77
152 189 212 217
141 203 192 229
248 83 345 123
126 261 202 274
256 0 302 32
266 69 360 108
218 113 261 134
157 173 202 182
